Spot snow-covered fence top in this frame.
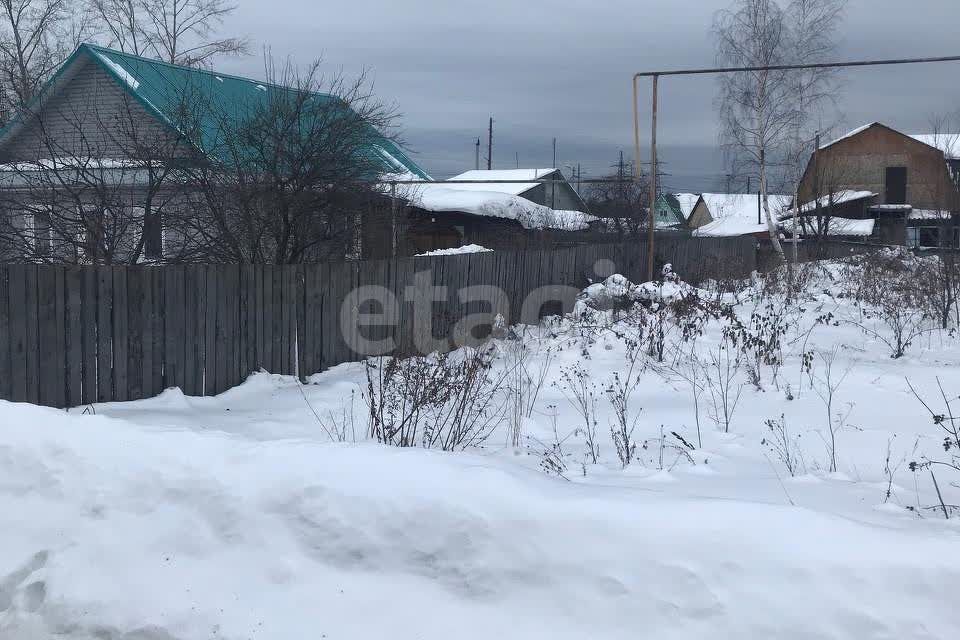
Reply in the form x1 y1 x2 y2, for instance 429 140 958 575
0 237 758 407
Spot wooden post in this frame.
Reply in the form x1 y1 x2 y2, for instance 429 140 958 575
390 182 397 258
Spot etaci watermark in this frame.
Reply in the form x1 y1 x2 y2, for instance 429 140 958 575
340 259 619 356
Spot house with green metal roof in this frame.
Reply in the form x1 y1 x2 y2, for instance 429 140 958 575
654 194 689 230
0 44 432 263
0 44 429 178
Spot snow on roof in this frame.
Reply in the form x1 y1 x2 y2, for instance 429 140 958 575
692 218 768 238
819 123 879 149
94 50 140 90
672 193 700 220
910 134 960 159
0 157 157 171
446 169 559 196
782 216 876 237
785 190 876 216
405 183 595 232
909 209 954 221
415 244 492 257
700 193 792 221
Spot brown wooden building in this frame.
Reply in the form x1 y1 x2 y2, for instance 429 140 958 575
795 123 960 247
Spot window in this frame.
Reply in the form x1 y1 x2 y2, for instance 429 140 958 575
907 226 940 248
143 208 164 260
885 166 908 205
23 209 53 256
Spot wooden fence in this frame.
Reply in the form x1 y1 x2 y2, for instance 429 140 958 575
0 237 756 408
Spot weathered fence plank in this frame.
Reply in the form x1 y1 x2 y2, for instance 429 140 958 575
0 266 10 402
0 238 769 408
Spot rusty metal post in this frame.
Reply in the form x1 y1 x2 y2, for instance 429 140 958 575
647 74 659 282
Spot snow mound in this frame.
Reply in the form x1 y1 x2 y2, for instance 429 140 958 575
1 401 958 639
416 244 492 257
578 269 701 312
404 184 595 231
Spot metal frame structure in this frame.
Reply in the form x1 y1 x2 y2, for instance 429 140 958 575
632 55 960 280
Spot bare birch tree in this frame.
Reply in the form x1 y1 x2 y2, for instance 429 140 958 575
714 0 846 260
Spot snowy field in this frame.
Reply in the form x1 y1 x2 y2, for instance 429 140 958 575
2 254 960 639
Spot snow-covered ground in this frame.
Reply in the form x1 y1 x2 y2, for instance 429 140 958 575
2 258 959 639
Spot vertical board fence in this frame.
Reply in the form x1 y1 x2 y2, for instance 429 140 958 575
0 237 757 408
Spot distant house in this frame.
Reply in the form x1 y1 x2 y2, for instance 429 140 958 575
671 193 700 223
655 194 691 230
688 193 792 238
0 43 430 263
372 169 597 257
794 122 960 248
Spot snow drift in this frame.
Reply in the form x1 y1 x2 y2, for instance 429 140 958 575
1 399 958 639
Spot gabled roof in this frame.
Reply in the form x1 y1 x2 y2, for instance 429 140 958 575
0 44 431 179
447 169 561 196
699 193 792 220
656 194 688 228
783 190 876 217
818 122 952 157
910 134 960 160
671 193 700 220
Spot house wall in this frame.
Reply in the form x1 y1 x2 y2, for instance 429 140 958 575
0 59 176 163
519 172 588 212
687 199 712 229
360 208 592 259
798 126 960 212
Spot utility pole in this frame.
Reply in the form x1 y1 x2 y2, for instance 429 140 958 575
551 138 558 208
474 138 480 170
487 117 493 170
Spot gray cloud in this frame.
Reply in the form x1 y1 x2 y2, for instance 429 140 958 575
218 0 960 189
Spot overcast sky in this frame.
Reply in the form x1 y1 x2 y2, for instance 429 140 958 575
218 0 960 191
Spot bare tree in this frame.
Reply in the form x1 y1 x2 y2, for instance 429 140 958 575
585 155 650 236
0 0 94 109
0 89 194 264
89 0 246 66
714 0 846 260
176 58 403 264
88 0 147 55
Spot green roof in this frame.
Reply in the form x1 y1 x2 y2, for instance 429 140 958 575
655 194 687 228
9 44 432 180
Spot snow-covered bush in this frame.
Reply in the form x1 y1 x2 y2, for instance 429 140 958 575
842 251 936 358
763 414 806 477
363 348 508 451
557 363 601 465
907 378 960 519
500 339 555 448
604 338 644 468
577 273 642 317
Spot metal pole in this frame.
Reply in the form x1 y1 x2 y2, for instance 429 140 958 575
475 138 480 171
647 74 658 282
